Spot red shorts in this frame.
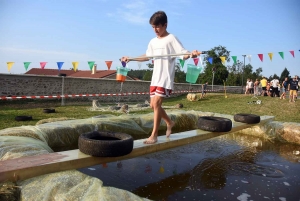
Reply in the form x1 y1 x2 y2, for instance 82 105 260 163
150 86 172 98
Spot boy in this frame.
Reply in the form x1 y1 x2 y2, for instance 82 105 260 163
121 11 199 144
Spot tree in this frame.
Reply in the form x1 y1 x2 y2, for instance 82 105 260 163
174 62 186 83
199 45 230 85
279 67 290 81
143 70 152 81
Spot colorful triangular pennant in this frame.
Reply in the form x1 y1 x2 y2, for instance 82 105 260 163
179 59 185 68
278 52 284 60
7 62 14 72
258 54 263 62
193 58 199 65
57 62 64 71
40 62 47 69
72 62 79 72
268 53 273 61
88 61 95 70
105 61 112 70
289 50 295 58
232 56 237 64
23 62 31 71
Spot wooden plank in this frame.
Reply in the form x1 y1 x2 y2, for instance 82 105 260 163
0 116 273 182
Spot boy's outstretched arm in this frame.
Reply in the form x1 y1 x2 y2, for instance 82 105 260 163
121 54 150 63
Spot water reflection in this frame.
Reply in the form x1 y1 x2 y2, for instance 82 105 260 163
80 132 300 201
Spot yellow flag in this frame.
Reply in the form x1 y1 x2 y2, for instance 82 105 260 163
268 53 273 61
72 62 79 72
220 56 226 64
7 62 15 72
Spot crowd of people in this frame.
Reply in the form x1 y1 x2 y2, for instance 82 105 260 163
245 75 299 102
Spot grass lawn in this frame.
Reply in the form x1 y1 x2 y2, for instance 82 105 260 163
0 93 299 130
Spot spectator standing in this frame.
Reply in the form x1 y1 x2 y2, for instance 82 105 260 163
260 76 268 96
271 77 280 97
288 76 299 102
280 77 288 99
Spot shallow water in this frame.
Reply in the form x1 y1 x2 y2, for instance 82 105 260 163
79 133 300 201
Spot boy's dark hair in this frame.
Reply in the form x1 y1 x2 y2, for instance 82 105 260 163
149 11 167 26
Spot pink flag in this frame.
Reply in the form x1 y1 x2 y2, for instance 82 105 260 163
258 54 263 62
193 58 199 65
289 50 295 58
40 62 47 69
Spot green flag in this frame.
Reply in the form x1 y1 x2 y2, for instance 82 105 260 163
179 59 185 68
24 62 31 71
231 56 237 64
88 61 95 70
278 52 284 60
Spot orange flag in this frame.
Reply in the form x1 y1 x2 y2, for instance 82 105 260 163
105 61 113 70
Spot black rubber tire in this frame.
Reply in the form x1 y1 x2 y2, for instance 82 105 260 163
234 113 260 124
78 131 134 157
43 108 56 113
197 116 232 132
15 116 33 121
58 73 67 77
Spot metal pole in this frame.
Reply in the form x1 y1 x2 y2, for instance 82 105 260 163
61 76 65 106
212 72 214 91
242 55 246 94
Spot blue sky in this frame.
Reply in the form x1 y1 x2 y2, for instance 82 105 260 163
0 0 299 78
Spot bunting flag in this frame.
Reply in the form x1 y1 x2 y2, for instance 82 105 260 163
152 60 154 64
247 55 252 63
289 50 295 57
193 58 199 65
40 62 47 69
207 57 213 64
179 59 185 68
121 61 126 67
137 62 142 69
268 53 273 61
23 62 31 71
258 54 263 62
220 56 226 65
88 61 95 70
57 62 64 71
231 56 237 64
7 62 14 72
279 52 284 60
72 62 79 72
105 61 112 70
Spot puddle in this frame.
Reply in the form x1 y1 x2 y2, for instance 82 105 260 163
79 133 300 201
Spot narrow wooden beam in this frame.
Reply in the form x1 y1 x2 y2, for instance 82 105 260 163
0 116 273 182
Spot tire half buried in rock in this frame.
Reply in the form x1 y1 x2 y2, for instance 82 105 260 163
234 113 260 124
78 131 134 157
43 108 55 113
15 116 33 121
197 116 232 132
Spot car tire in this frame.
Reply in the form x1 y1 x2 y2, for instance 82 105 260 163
234 113 260 124
197 116 232 132
43 109 56 113
15 116 33 121
78 131 134 157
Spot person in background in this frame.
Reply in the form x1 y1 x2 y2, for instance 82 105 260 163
266 82 271 96
295 75 299 100
280 77 288 99
270 77 279 97
201 82 208 98
260 76 267 96
254 79 260 96
245 78 250 95
288 75 299 102
248 79 254 94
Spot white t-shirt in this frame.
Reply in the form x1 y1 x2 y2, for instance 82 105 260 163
146 34 188 90
271 79 279 88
